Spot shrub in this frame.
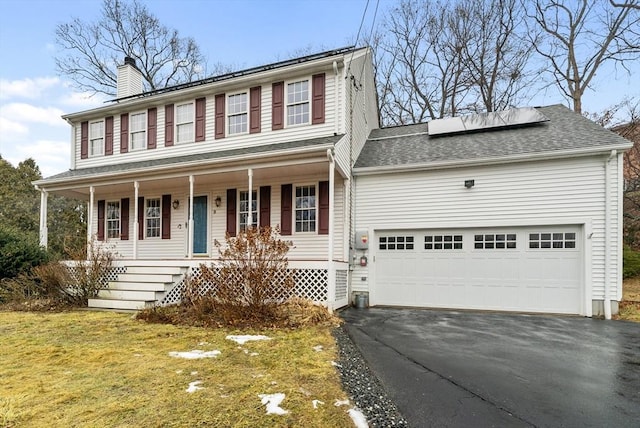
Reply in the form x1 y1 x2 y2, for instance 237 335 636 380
66 238 116 301
0 225 49 279
624 245 640 278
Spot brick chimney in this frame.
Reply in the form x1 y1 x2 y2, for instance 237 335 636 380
117 56 143 98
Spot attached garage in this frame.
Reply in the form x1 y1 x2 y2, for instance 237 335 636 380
373 226 582 314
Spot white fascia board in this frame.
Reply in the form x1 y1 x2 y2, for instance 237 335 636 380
34 143 334 189
62 56 348 122
353 144 633 176
366 217 593 232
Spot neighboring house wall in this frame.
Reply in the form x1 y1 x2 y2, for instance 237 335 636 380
352 155 622 309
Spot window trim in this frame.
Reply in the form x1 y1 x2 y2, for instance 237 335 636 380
227 91 248 135
380 235 415 251
145 197 162 239
129 110 147 151
175 101 195 144
106 200 120 239
528 232 577 250
474 233 517 250
294 183 317 233
238 189 258 232
285 78 310 127
424 234 463 250
88 119 104 157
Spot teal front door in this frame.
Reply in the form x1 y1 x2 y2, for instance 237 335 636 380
193 196 207 254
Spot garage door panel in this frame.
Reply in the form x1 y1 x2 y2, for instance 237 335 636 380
375 226 582 314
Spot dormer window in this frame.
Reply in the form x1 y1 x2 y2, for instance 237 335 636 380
130 112 147 150
176 102 194 143
287 80 309 126
228 92 248 135
89 120 104 156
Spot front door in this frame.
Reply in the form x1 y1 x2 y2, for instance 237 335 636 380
193 196 207 254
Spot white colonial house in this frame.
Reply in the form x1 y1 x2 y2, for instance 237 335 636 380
34 46 631 318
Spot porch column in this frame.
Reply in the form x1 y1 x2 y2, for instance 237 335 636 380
247 168 253 228
88 186 95 241
327 150 336 310
38 188 48 248
188 175 194 259
133 181 139 260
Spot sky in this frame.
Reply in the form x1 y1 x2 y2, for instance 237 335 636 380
0 0 638 178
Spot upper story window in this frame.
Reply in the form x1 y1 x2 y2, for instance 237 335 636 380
295 185 316 232
130 112 147 150
106 201 120 239
145 198 161 238
228 92 248 135
239 190 257 232
287 80 309 126
89 120 104 156
176 102 194 143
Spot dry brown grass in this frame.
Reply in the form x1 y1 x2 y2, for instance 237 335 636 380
618 278 640 322
0 310 354 427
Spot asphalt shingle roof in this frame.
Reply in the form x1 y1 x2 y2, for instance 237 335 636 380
354 104 632 170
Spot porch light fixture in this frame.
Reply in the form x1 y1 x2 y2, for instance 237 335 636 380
172 199 180 210
464 180 475 189
215 196 222 207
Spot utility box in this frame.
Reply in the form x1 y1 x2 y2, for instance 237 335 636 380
354 231 369 250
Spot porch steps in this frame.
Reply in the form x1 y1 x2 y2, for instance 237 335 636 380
88 265 187 310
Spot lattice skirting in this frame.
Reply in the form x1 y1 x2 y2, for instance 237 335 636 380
161 266 329 306
65 265 127 287
335 270 348 300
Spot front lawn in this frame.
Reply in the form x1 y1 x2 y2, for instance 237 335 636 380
619 278 640 322
0 311 355 427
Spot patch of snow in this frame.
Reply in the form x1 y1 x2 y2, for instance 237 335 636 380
197 341 210 346
190 371 198 375
313 345 324 352
134 353 143 357
348 408 369 428
258 393 289 415
334 399 350 407
226 335 271 345
312 399 325 409
331 361 342 367
176 370 183 374
168 350 221 359
186 381 204 393
250 352 259 357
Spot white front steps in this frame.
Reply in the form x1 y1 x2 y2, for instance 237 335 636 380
88 265 186 310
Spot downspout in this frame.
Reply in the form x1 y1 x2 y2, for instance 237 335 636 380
327 149 336 311
604 149 616 320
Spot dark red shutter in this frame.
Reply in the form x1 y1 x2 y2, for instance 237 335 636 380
165 104 174 146
318 181 329 235
97 200 105 241
195 97 206 142
259 186 271 229
162 194 171 239
121 198 130 240
312 73 326 124
147 107 157 149
226 188 237 237
272 82 284 130
281 184 292 235
250 86 261 134
215 94 225 139
120 113 129 153
105 116 114 155
80 121 88 159
138 196 144 240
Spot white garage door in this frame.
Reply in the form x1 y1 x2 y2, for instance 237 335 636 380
374 226 582 314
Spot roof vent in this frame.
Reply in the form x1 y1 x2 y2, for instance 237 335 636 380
117 56 143 99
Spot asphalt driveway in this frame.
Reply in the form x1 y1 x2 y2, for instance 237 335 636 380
341 308 640 428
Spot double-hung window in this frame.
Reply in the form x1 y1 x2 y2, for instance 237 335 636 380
106 201 120 239
295 185 316 232
145 198 161 238
287 80 309 126
130 112 146 150
176 102 194 143
239 190 257 231
228 92 248 134
89 120 104 156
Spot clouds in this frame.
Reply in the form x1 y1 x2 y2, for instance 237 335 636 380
0 75 103 177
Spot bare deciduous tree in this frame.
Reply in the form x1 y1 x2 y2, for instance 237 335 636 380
55 0 220 96
530 0 640 114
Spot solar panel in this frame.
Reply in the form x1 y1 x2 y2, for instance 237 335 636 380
427 107 548 136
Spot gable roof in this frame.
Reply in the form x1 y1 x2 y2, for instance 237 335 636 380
354 104 633 173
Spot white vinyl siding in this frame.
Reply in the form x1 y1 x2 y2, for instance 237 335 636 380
287 80 309 126
106 201 120 239
130 112 146 150
228 92 248 135
175 102 194 143
89 120 104 156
